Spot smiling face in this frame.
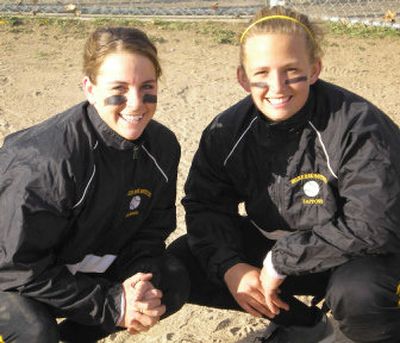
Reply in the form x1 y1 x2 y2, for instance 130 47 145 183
238 33 321 122
83 51 157 141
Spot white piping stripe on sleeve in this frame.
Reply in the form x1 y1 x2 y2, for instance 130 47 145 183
224 116 258 166
142 145 169 183
308 121 338 179
73 164 96 209
93 140 99 150
250 219 291 240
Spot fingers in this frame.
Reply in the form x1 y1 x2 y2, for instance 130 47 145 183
248 289 276 318
274 296 290 312
249 298 276 318
127 272 153 287
135 297 163 313
264 294 281 315
241 299 274 318
264 292 289 316
126 327 140 335
132 279 155 301
224 264 277 319
125 310 163 335
241 301 263 317
259 266 289 315
123 273 153 301
134 310 162 326
237 291 275 318
126 319 152 334
143 288 163 300
137 304 166 318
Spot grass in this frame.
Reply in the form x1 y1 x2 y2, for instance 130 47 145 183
327 21 400 38
0 15 399 44
0 15 242 44
148 19 240 44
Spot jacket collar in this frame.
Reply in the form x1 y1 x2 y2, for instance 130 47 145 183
86 104 142 150
256 89 314 133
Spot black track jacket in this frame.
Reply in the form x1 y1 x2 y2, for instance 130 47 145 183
183 79 400 285
0 102 180 330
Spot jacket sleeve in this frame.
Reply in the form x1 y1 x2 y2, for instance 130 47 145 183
183 127 245 286
0 148 122 330
272 115 400 275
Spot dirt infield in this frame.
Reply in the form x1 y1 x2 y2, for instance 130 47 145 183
0 18 399 343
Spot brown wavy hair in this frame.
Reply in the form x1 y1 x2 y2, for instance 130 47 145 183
83 26 161 83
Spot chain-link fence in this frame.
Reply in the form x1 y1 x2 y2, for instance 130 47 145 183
0 1 265 16
284 0 400 28
0 0 399 28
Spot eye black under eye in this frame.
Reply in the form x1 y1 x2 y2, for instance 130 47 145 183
104 95 127 106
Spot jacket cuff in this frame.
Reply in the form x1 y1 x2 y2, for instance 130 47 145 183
117 291 125 326
104 283 124 331
263 251 286 279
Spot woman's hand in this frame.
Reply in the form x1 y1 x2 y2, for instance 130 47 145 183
118 272 166 334
224 263 275 318
259 267 289 316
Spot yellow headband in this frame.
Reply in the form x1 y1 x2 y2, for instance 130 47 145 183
240 15 315 44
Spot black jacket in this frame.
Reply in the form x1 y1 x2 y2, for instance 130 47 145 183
183 79 400 285
0 101 180 329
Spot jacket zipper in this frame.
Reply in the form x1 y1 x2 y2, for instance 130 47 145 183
276 175 283 215
132 144 139 160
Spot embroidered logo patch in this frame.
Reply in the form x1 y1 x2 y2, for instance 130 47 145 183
126 188 152 217
129 195 141 210
290 173 327 205
303 180 320 197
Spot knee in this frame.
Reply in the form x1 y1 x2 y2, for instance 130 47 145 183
166 234 189 261
326 260 396 319
22 301 59 343
327 279 385 319
24 316 59 343
0 293 59 343
159 254 191 317
327 281 400 342
325 259 400 342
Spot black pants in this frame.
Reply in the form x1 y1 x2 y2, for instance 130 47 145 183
0 253 190 343
167 220 400 343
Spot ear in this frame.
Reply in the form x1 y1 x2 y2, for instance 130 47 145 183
309 59 322 85
237 65 251 93
82 76 96 104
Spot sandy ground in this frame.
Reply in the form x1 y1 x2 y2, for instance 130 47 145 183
1 17 400 343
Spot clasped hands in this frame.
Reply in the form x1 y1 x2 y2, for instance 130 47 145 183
118 272 165 335
224 263 289 319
